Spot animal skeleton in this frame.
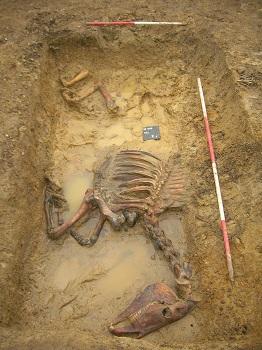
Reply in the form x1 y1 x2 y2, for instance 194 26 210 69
45 150 198 338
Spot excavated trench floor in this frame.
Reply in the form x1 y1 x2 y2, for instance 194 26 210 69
1 22 261 349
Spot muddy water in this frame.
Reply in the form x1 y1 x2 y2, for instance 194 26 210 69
63 172 94 220
56 173 166 296
59 173 187 297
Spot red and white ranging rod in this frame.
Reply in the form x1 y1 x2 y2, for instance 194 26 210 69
197 77 234 282
87 21 186 26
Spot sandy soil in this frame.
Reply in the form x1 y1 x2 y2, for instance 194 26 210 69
0 1 261 349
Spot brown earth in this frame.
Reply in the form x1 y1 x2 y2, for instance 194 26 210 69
0 1 261 349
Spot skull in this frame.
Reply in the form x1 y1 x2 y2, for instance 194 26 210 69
109 283 197 338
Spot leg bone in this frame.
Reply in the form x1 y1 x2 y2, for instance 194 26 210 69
94 195 125 229
62 81 101 104
44 191 56 233
60 69 89 87
48 188 95 238
96 82 119 114
70 213 106 246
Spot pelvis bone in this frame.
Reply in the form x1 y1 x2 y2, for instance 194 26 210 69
109 283 197 338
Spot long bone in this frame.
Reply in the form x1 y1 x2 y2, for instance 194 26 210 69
62 80 118 114
70 213 106 246
61 81 101 104
45 187 126 241
47 188 96 238
93 194 126 229
69 195 126 245
60 69 89 87
97 82 119 114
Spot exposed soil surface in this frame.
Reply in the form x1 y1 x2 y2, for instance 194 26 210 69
0 1 261 350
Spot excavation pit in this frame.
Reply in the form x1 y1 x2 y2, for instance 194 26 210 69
1 25 261 349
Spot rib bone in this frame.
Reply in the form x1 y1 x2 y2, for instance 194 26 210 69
114 169 157 180
119 185 155 196
115 162 161 176
119 178 157 189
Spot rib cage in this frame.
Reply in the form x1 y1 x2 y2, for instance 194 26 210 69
94 150 185 213
114 150 167 197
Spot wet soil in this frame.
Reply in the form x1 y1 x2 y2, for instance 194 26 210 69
0 1 261 350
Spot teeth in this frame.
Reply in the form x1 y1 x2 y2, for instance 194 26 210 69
129 301 160 323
